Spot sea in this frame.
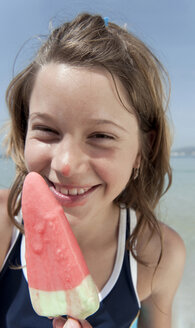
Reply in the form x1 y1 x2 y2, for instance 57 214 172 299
0 155 194 327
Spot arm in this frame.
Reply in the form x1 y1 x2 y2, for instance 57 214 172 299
53 317 92 328
0 189 13 270
138 225 186 328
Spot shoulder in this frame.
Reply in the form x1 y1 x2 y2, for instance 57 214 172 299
137 221 185 326
142 221 186 294
0 189 14 269
0 189 10 224
161 222 186 265
153 222 186 296
137 218 186 266
137 221 185 325
0 188 10 204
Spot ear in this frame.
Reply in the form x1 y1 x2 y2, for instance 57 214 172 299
133 152 141 169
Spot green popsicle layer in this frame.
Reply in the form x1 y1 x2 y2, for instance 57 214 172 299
29 274 100 319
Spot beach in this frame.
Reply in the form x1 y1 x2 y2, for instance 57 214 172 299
0 155 194 327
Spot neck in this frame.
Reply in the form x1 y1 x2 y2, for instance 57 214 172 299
69 204 120 252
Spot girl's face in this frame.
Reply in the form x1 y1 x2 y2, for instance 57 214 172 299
25 63 140 224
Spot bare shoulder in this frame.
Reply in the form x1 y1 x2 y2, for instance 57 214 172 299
137 221 186 327
0 189 10 225
145 221 186 293
0 188 10 204
138 220 186 270
154 221 186 292
0 189 14 269
160 221 186 264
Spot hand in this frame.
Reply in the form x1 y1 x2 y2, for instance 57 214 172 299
52 317 92 328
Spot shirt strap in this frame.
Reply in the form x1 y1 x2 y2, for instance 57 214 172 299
129 208 141 308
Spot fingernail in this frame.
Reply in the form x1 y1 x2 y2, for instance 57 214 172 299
53 317 66 328
64 320 73 328
65 318 81 328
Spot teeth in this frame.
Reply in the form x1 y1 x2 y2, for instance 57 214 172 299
68 188 78 196
78 188 85 195
56 186 91 196
60 187 68 195
55 185 61 193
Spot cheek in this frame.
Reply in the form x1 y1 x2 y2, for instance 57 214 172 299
93 154 134 189
24 140 51 172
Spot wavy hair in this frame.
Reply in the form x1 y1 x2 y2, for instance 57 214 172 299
5 13 172 264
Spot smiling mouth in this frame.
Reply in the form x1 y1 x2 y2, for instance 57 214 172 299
48 181 100 204
55 185 92 196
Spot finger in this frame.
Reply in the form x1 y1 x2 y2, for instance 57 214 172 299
52 317 92 328
63 318 82 328
80 320 93 328
52 317 67 328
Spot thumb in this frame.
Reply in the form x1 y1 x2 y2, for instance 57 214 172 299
63 318 82 328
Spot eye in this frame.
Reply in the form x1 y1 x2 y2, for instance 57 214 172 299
89 133 115 140
33 125 58 134
31 124 60 141
88 132 116 147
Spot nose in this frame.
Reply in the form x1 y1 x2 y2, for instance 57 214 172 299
61 162 71 176
51 137 88 177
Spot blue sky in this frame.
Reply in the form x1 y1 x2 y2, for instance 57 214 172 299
0 0 194 149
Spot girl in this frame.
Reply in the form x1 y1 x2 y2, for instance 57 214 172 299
0 13 185 328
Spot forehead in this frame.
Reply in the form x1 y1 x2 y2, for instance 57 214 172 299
30 63 137 129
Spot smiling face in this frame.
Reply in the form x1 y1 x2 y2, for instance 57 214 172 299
25 63 140 224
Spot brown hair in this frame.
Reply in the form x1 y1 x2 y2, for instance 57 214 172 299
5 13 172 264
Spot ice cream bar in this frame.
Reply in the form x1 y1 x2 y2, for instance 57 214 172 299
22 172 100 319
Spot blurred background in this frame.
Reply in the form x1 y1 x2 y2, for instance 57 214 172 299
0 1 194 327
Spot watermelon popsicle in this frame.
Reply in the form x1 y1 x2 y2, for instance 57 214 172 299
22 172 100 320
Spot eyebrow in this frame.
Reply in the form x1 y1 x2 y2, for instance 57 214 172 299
89 119 128 132
29 113 52 120
29 113 128 133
